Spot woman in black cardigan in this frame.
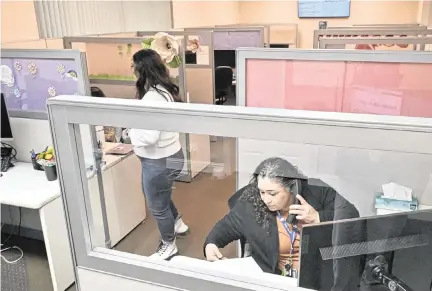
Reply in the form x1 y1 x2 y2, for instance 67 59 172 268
204 157 362 290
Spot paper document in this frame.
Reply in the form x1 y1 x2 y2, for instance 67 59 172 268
212 257 263 274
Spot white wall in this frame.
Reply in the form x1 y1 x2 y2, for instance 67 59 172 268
9 118 52 163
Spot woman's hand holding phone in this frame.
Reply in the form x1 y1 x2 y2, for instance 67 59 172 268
289 195 320 224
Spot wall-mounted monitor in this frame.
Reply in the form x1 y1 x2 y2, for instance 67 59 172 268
298 0 351 18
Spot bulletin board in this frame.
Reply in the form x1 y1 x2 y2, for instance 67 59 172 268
298 0 351 18
0 49 88 119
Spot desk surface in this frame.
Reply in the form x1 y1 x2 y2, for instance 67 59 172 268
170 256 297 288
0 143 133 209
0 162 61 209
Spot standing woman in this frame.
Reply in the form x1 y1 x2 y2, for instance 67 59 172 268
128 49 189 260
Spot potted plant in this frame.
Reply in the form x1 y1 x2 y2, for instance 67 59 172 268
37 146 57 181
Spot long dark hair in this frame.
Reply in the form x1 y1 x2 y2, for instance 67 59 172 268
90 86 106 98
132 49 181 102
240 157 307 229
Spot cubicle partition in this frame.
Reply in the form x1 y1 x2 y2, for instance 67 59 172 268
266 23 298 48
63 34 211 181
185 26 265 50
235 48 432 216
214 24 271 46
47 95 432 291
328 24 426 29
313 28 432 49
318 36 432 50
0 49 89 162
213 23 298 48
0 49 89 119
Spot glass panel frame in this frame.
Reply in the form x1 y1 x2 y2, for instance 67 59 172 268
47 95 432 290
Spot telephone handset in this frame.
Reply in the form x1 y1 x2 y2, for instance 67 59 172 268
287 179 302 224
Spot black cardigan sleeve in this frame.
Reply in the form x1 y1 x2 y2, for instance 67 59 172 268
318 187 360 222
204 202 246 257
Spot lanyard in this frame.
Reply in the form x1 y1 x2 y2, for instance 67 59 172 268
277 211 298 254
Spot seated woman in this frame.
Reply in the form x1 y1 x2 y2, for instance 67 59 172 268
204 157 361 290
90 86 129 143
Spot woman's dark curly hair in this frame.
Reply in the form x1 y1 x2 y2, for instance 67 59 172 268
240 157 307 229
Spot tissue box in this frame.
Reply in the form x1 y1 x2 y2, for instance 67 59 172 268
375 193 418 212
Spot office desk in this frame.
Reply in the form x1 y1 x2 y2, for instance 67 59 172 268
0 162 74 291
87 142 146 247
0 143 146 291
170 256 298 290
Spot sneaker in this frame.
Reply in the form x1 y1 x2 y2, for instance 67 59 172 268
150 239 178 260
175 217 189 236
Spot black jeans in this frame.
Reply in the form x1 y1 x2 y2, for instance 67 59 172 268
139 149 184 242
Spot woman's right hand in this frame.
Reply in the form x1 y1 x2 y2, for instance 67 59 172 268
205 244 226 261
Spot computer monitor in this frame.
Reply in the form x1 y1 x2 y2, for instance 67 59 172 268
269 44 290 48
299 210 432 291
185 51 197 65
1 93 13 141
214 50 236 68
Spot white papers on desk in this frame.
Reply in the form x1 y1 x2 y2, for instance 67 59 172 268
211 257 263 274
382 182 412 201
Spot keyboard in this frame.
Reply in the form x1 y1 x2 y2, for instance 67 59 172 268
1 155 12 172
1 147 13 172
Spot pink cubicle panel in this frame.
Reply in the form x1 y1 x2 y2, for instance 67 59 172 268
245 59 432 118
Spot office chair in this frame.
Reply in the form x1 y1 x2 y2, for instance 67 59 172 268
214 66 233 105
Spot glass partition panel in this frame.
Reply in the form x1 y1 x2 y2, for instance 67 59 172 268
69 118 432 290
84 42 141 82
244 59 432 118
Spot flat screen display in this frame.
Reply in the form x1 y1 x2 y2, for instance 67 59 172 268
1 93 13 139
298 0 351 18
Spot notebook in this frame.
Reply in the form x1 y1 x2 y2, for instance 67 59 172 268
105 144 134 155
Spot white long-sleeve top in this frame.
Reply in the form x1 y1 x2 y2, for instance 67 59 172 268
129 86 181 159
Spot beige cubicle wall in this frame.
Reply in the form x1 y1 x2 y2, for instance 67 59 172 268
327 24 426 29
318 36 432 51
213 24 271 47
267 23 298 48
313 27 432 49
208 23 298 48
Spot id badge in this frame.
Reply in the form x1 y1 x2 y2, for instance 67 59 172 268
284 264 298 278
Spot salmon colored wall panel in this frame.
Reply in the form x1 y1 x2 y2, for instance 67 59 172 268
1 1 39 43
245 59 432 118
245 60 286 108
